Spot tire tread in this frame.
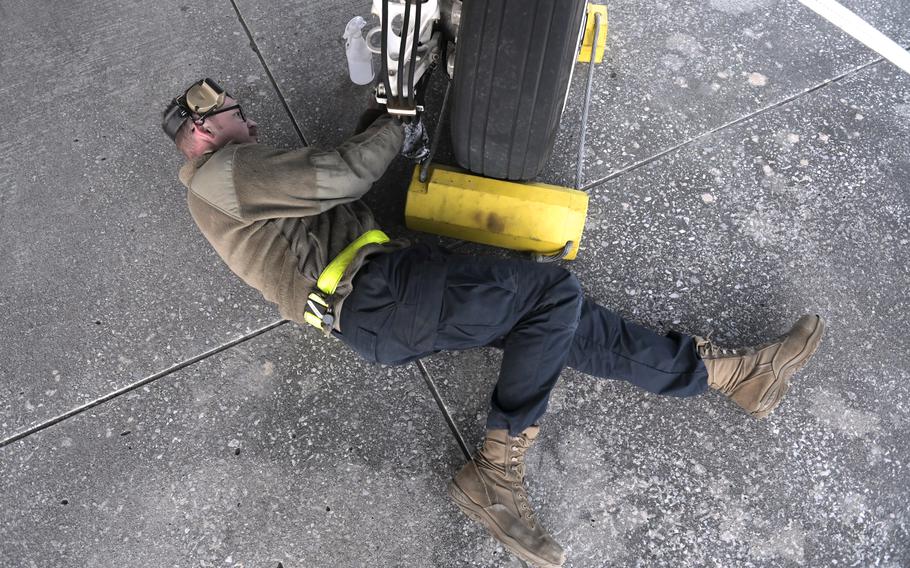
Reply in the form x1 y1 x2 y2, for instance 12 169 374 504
451 0 586 180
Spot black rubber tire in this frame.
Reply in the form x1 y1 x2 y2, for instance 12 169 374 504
450 0 587 181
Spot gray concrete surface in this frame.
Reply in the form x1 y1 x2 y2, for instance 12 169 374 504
549 0 910 188
0 325 492 567
2 0 909 567
0 0 301 437
427 58 910 566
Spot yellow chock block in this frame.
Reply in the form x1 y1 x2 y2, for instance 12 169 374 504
405 165 589 260
577 4 608 63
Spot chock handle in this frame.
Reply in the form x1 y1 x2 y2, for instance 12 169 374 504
533 241 574 263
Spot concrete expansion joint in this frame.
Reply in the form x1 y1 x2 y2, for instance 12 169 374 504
227 0 308 147
0 320 289 449
415 359 473 461
581 46 907 195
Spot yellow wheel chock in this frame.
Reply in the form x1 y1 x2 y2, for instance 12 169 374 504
405 4 606 262
405 165 589 261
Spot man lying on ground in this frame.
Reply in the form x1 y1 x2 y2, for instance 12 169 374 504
163 78 825 568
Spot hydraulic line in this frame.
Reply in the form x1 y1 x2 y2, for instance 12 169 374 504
398 0 411 113
380 0 394 107
408 0 422 108
419 76 451 183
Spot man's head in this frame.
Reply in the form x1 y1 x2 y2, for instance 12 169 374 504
162 78 258 160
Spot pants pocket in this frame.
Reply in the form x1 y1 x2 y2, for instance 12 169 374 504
438 261 518 330
349 326 378 363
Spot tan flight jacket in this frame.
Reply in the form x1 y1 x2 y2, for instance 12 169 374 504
178 115 407 331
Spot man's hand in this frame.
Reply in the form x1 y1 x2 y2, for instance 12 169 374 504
400 119 430 162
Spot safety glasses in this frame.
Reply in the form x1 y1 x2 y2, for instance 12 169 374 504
162 78 246 140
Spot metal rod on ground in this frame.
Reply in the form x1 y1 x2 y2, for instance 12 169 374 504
575 11 602 190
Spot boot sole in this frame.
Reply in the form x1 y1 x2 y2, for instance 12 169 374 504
448 480 565 568
753 315 826 418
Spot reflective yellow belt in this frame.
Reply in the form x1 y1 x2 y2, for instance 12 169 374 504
304 229 390 330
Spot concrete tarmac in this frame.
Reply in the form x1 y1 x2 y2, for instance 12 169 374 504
1 0 908 566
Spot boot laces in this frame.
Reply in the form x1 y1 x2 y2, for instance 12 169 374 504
700 341 735 358
697 334 753 359
509 434 536 526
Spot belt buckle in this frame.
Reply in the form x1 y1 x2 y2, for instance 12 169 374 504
304 292 334 330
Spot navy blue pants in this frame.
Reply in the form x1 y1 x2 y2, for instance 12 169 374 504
338 244 709 435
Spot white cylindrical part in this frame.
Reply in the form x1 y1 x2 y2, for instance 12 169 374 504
344 16 375 85
798 0 910 75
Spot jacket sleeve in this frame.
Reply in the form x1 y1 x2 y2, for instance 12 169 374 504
309 113 405 203
229 114 404 221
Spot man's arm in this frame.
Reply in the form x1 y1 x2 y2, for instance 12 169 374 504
227 114 404 221
309 113 404 202
353 102 387 136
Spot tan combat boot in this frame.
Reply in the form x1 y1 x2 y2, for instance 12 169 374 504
448 426 565 568
696 314 825 418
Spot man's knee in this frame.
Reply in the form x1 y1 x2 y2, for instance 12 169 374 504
543 267 584 322
552 266 582 298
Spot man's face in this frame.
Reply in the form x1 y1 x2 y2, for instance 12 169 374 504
204 96 258 144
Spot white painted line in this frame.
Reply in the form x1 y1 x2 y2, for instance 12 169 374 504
798 0 910 75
